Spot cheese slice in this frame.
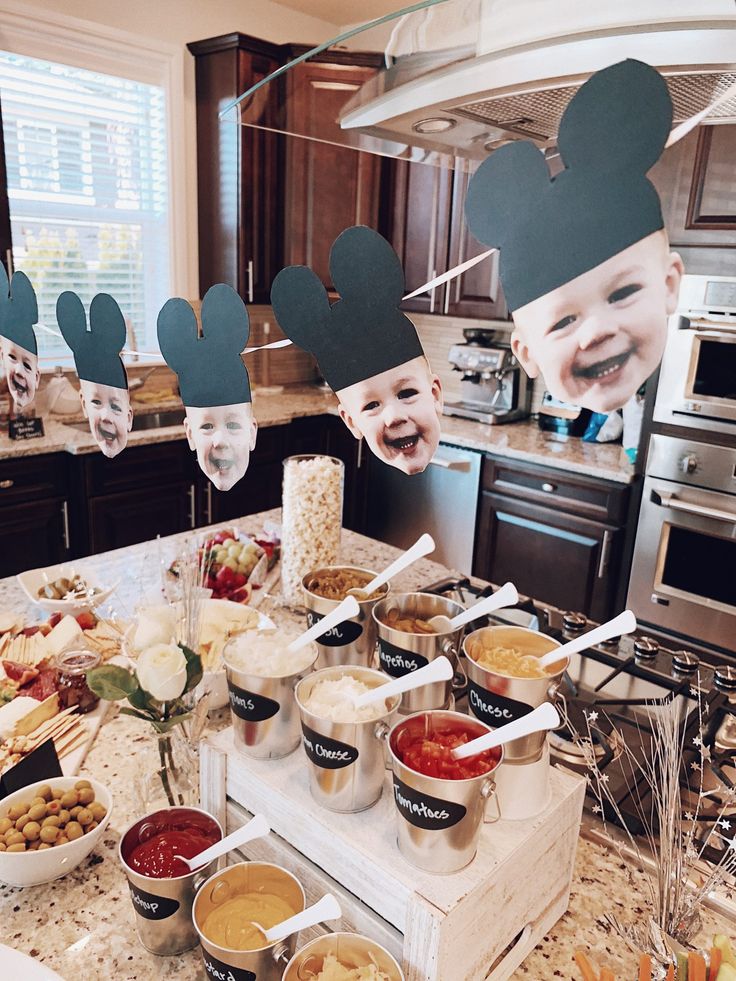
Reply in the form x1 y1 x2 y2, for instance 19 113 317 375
46 615 83 659
0 693 59 741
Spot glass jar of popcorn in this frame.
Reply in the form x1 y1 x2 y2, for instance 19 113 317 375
281 454 345 607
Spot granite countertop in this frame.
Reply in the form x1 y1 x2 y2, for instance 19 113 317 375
0 384 634 484
0 512 729 980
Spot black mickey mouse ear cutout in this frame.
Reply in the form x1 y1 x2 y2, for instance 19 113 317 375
157 283 251 408
157 284 255 493
271 225 424 393
465 58 672 313
56 291 131 459
0 265 40 412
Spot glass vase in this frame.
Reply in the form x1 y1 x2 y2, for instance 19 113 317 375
133 725 199 814
281 454 344 607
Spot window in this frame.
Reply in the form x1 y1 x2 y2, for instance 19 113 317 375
0 51 171 360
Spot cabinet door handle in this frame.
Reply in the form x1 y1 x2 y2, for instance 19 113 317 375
0 478 13 489
61 500 70 552
541 482 556 493
357 437 364 469
443 282 450 315
247 259 254 303
597 529 613 579
205 482 213 525
188 483 196 529
429 268 437 313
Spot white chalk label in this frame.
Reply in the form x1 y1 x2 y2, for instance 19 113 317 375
201 950 256 981
306 610 362 647
468 680 531 725
227 681 280 723
378 638 429 677
392 775 467 830
301 722 359 770
128 883 180 920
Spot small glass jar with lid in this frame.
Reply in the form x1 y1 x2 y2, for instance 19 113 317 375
56 649 101 714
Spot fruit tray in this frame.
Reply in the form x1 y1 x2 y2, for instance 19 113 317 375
200 727 586 981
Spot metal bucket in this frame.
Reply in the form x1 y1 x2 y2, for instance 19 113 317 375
387 710 501 874
373 593 465 712
302 566 388 669
193 861 305 981
295 665 400 812
463 625 566 762
282 932 404 980
119 806 223 956
224 641 319 760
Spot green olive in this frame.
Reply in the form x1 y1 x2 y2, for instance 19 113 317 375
0 818 12 835
42 815 61 828
22 821 41 841
77 788 95 806
28 803 47 822
39 825 59 844
76 808 93 826
27 840 40 851
46 800 61 815
0 842 6 852
51 788 64 800
6 842 26 853
30 797 46 809
89 803 106 822
58 809 70 826
37 842 52 850
6 831 25 846
84 820 99 834
60 791 78 809
15 814 30 831
65 822 83 841
7 803 29 820
37 785 52 802
56 835 69 846
74 780 92 790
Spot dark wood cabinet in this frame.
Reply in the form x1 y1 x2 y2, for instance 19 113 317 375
189 35 385 303
80 441 195 554
0 453 71 574
473 456 629 621
0 94 11 275
388 158 509 320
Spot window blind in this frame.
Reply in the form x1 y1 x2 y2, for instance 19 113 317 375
0 51 170 360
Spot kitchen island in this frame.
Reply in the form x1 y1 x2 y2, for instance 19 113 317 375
1 512 727 981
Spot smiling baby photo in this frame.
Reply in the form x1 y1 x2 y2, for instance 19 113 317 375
465 58 683 414
0 266 40 414
271 225 443 475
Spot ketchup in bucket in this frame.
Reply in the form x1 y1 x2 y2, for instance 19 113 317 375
123 808 221 879
394 718 500 780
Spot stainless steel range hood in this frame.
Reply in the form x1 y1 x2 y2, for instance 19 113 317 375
339 0 736 160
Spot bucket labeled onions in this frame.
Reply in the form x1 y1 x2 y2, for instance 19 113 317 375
119 806 223 956
294 665 401 812
302 565 388 669
282 932 404 981
387 711 501 874
224 629 319 760
372 593 465 712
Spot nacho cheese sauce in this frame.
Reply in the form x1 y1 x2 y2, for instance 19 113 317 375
394 719 501 780
202 892 296 950
303 676 388 723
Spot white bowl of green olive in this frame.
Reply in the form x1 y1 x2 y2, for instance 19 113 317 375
16 563 117 614
0 776 112 886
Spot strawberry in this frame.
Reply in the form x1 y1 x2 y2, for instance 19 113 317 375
48 612 62 628
75 612 98 630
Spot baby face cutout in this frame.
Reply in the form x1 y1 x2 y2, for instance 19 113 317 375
510 231 683 412
79 379 133 458
184 402 258 492
1 337 40 411
337 355 442 475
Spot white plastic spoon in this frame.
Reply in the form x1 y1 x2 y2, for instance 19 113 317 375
451 702 561 761
427 581 519 633
351 655 454 710
288 595 360 652
254 893 342 945
536 609 637 671
346 533 435 599
174 813 270 872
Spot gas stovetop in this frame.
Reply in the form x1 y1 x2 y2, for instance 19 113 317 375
424 575 736 863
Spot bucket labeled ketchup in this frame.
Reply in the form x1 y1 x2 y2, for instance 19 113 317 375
393 717 501 780
122 808 221 879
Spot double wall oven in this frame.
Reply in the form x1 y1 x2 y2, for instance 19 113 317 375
628 275 736 654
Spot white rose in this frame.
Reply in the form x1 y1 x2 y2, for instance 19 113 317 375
137 643 187 701
133 605 177 652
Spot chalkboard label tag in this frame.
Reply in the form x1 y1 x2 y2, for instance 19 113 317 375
227 682 280 723
301 722 358 770
201 950 256 981
306 610 362 647
9 415 44 440
128 883 180 920
378 638 429 678
392 775 467 830
467 680 532 726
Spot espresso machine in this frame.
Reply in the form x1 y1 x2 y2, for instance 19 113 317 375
443 327 531 424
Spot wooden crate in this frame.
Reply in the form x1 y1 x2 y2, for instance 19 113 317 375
200 727 585 981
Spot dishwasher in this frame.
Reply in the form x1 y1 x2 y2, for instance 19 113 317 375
365 443 482 575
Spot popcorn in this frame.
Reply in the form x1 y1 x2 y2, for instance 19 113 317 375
281 456 344 606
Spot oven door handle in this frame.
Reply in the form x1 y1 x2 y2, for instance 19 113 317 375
651 487 736 525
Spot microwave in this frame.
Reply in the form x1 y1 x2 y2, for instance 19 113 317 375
654 274 736 435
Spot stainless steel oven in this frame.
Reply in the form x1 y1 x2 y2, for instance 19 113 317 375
654 274 736 435
628 434 736 652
